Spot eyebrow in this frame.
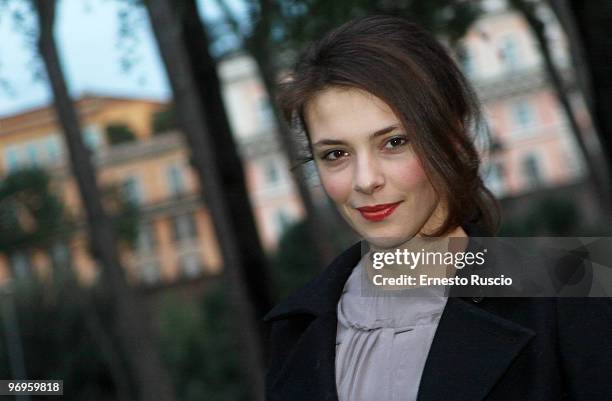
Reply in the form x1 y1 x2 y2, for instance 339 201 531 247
312 124 399 148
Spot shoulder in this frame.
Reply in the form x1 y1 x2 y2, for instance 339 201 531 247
478 296 612 327
262 241 363 393
554 297 612 339
555 297 612 398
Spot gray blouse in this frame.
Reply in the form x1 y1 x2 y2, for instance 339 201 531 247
335 255 448 401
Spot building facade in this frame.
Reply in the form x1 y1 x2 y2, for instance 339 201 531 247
0 96 223 286
460 0 593 198
0 0 596 285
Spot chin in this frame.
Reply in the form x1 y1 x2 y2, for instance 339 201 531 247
344 211 424 248
360 227 418 250
365 236 410 250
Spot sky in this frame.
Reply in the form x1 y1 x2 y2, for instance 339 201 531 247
0 0 240 117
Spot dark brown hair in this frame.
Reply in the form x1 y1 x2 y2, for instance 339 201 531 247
277 15 500 236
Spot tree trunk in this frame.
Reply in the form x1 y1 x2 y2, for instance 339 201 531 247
79 288 133 401
559 0 612 204
510 0 611 210
252 49 343 268
50 244 132 401
33 1 177 400
216 0 348 267
175 0 275 329
144 0 265 399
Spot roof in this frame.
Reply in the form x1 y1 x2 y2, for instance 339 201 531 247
0 93 168 121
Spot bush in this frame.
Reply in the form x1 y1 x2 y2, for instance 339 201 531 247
271 219 320 299
500 195 580 236
0 281 125 400
105 124 137 145
158 281 247 401
152 108 177 135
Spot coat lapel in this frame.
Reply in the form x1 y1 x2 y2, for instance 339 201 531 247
265 241 363 401
417 221 536 401
268 297 535 401
417 297 535 401
266 220 536 401
267 311 340 401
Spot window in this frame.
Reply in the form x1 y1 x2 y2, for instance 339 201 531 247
179 253 202 278
123 176 144 205
10 252 31 279
25 142 40 166
140 262 161 284
50 242 71 270
510 100 535 130
171 213 198 242
521 153 543 189
562 144 584 177
483 162 505 196
256 97 275 127
264 160 279 185
136 223 156 253
459 46 476 78
3 138 63 172
84 126 103 151
499 36 521 70
46 136 62 164
5 146 21 172
276 210 291 237
166 163 186 196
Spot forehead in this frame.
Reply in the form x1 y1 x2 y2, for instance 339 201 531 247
303 87 399 141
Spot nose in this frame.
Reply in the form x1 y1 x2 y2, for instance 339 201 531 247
353 154 384 195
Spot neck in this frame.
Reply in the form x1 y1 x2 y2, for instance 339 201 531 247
366 224 470 289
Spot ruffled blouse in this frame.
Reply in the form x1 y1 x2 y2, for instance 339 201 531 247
335 254 448 401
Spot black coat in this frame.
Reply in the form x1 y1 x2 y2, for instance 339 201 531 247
263 223 612 401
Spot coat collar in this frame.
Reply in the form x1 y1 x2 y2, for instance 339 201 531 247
265 220 536 401
263 219 491 322
267 293 534 401
263 240 363 322
416 297 535 401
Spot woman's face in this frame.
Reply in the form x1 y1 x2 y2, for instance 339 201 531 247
304 87 446 248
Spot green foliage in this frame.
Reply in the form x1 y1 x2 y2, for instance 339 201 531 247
115 198 140 247
270 215 357 299
0 168 71 252
152 107 177 135
100 183 140 247
158 281 248 401
216 0 482 68
0 167 138 253
105 123 137 145
278 0 481 52
271 219 320 299
500 196 581 236
534 196 579 235
0 281 122 400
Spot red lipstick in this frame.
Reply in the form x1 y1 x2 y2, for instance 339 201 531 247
356 201 402 222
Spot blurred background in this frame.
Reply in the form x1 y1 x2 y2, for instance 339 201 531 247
0 0 610 400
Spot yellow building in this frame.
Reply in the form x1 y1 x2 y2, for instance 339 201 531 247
0 94 222 286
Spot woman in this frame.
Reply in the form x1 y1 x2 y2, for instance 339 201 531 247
263 15 612 401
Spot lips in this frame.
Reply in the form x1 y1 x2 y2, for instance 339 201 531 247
356 201 403 222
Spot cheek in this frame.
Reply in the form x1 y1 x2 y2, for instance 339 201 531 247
318 169 352 204
393 156 431 190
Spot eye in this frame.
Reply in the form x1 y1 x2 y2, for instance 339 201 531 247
383 136 408 149
321 149 349 162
